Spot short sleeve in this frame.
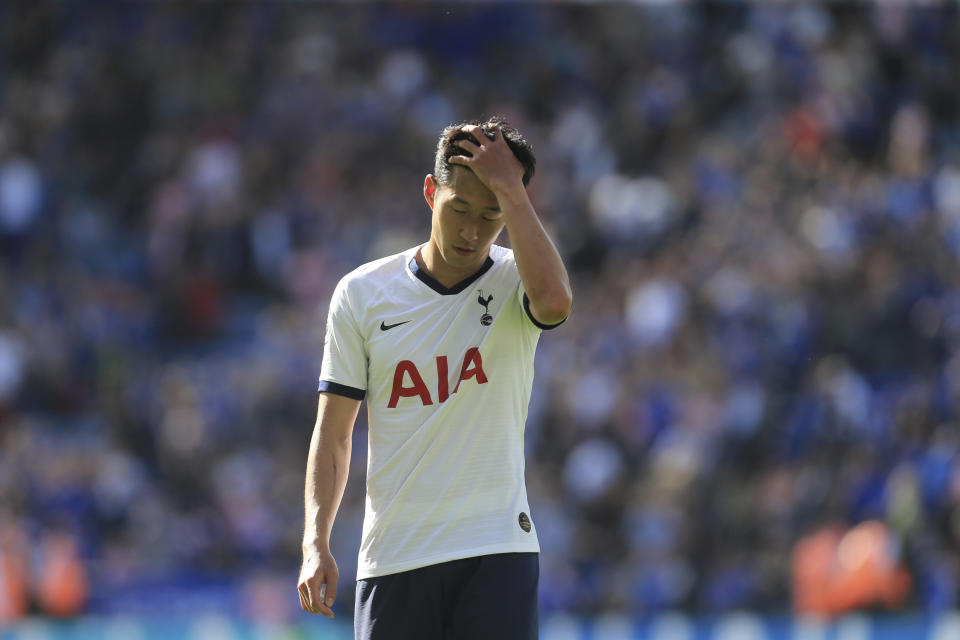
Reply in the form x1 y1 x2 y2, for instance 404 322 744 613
318 278 367 400
517 280 567 331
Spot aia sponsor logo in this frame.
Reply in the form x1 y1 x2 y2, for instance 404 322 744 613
387 347 488 408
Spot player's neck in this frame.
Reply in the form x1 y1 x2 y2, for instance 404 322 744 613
417 243 488 289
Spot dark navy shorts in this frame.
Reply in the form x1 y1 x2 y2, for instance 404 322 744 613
354 552 539 640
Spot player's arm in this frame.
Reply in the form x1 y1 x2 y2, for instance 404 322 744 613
298 391 361 618
450 125 572 325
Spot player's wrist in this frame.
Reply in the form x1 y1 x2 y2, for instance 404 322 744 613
490 179 528 206
302 535 331 554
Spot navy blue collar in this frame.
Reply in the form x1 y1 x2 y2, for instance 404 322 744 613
409 255 494 295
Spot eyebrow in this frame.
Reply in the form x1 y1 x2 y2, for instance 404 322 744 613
452 196 501 213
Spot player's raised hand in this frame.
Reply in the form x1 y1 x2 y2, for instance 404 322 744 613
298 546 338 617
448 124 525 196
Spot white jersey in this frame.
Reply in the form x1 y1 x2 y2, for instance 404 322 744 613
319 244 558 579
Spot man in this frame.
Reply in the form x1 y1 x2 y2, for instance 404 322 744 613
297 116 572 639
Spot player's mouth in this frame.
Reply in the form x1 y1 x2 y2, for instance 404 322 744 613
453 246 475 257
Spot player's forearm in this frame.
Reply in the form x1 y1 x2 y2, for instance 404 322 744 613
303 422 352 552
497 186 572 324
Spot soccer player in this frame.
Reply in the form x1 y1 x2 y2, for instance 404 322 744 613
297 116 572 639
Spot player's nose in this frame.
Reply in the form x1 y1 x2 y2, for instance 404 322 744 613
459 224 478 241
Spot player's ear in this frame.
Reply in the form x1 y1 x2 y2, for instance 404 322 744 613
423 174 437 210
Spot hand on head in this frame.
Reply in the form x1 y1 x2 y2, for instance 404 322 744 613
448 124 526 195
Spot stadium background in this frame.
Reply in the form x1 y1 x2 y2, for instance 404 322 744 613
2 3 960 639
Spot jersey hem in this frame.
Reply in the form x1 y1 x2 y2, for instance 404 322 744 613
356 541 541 580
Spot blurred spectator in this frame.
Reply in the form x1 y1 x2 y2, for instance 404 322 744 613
35 532 89 618
0 521 30 622
793 520 911 616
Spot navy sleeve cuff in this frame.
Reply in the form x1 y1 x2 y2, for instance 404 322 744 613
318 380 366 400
523 293 567 330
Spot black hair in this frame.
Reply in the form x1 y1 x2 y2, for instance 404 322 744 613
433 116 536 187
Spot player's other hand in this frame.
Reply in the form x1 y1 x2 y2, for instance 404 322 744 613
298 546 338 617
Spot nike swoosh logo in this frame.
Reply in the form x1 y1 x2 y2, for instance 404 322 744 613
380 320 411 331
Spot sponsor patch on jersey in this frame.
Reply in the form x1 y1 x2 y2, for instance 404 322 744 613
518 512 531 533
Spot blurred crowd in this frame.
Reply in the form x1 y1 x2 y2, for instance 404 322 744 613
1 2 959 622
